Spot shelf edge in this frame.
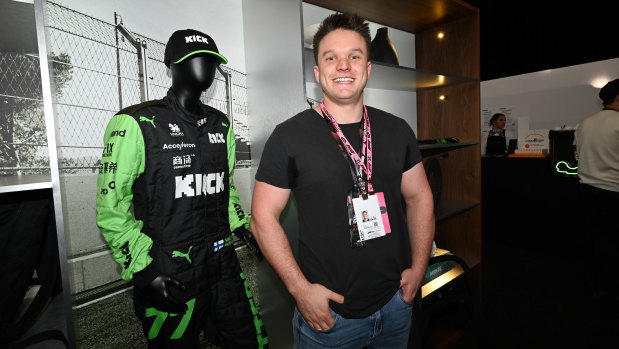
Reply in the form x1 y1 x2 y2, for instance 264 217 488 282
435 200 480 222
0 181 53 193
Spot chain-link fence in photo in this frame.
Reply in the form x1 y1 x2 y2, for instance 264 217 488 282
45 1 251 174
0 52 54 175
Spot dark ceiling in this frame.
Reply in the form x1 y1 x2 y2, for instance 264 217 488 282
463 0 619 81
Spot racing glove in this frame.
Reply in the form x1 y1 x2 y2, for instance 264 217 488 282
233 226 264 261
133 264 188 314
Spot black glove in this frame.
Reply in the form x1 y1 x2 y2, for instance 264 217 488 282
134 264 188 314
234 227 264 261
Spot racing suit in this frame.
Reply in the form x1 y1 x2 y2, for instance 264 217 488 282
96 89 267 348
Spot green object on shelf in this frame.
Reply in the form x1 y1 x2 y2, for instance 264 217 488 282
424 249 455 284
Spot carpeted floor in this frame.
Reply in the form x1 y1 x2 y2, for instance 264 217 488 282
475 167 619 349
73 289 147 348
478 238 619 349
414 237 616 349
480 240 587 349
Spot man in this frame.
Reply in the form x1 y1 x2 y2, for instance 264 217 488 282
574 78 619 345
96 29 267 348
362 210 370 222
250 13 434 348
575 78 619 196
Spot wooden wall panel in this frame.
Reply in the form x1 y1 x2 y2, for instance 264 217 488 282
416 81 480 142
415 11 480 78
435 206 482 265
416 8 481 267
427 146 481 201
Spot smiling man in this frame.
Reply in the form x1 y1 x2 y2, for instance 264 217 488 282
250 13 435 348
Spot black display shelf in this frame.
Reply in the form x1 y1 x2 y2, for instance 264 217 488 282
435 199 480 222
303 48 478 91
419 142 479 157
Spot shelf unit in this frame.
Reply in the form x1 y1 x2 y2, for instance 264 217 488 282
421 264 464 298
305 0 482 268
302 48 476 91
419 141 479 157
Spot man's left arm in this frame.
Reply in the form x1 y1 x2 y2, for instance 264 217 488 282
400 161 435 302
226 124 263 259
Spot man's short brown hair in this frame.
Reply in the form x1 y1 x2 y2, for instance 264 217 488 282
600 78 619 106
312 12 371 64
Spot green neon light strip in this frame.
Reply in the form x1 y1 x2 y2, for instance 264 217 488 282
173 50 228 64
555 161 578 175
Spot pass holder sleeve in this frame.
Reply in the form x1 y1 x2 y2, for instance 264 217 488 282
352 192 391 242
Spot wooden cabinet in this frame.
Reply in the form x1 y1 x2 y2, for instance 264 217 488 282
304 0 482 268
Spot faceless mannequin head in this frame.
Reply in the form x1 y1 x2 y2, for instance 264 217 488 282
171 54 218 93
170 54 219 115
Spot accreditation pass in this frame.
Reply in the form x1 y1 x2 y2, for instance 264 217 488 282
352 193 391 241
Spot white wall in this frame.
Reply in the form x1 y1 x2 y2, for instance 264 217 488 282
243 1 308 346
481 57 619 130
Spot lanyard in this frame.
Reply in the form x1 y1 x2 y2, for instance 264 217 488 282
320 100 374 197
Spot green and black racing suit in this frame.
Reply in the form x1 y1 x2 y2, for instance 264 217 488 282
95 89 267 348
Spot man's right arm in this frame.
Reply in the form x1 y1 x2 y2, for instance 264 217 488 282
250 181 305 292
250 180 343 331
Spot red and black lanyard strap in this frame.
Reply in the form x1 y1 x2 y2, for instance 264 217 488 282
319 99 374 199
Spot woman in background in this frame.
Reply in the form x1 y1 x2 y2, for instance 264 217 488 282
482 113 514 156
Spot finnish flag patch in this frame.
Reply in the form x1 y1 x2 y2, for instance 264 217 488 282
213 239 224 252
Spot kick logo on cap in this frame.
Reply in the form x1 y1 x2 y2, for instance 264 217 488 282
185 35 208 44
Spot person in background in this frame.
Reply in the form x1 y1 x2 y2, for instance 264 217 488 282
574 78 619 346
482 113 514 156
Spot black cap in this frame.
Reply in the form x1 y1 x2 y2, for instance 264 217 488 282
599 78 619 106
164 29 228 67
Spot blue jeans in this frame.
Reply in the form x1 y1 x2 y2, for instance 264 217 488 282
293 288 413 348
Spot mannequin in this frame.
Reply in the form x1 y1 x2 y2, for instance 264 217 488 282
137 54 219 315
168 53 265 262
96 29 267 348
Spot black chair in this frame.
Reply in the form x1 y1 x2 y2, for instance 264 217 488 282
413 254 482 349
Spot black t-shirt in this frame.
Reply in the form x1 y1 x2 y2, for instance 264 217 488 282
255 106 422 318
